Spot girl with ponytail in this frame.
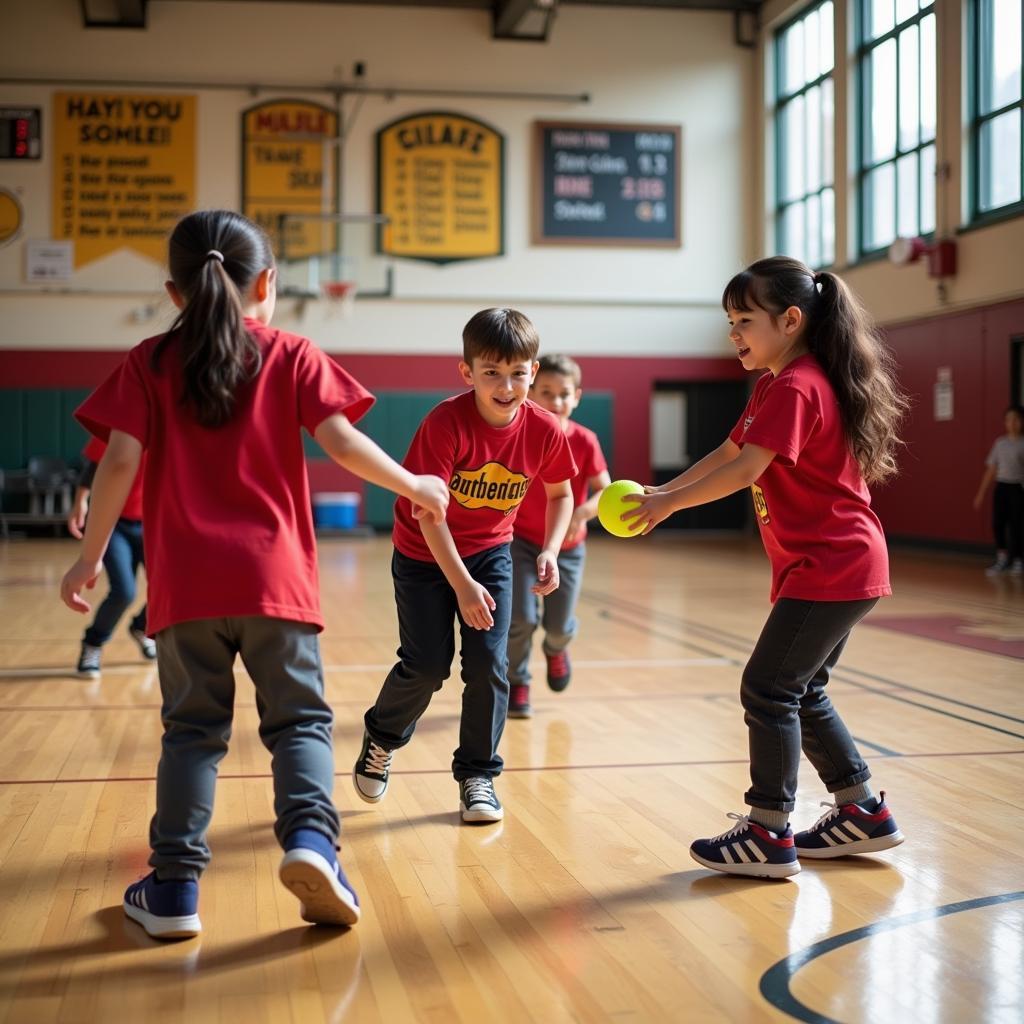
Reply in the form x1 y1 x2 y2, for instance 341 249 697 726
622 256 909 879
60 210 449 938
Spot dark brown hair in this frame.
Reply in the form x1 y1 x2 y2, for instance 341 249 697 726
462 308 539 365
153 210 274 428
536 353 582 388
723 256 909 484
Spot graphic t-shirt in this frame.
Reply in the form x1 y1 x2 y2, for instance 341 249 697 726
729 354 891 603
392 391 577 562
76 319 374 634
513 419 607 550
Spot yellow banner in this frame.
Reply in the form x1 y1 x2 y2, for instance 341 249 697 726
242 100 338 262
377 113 504 263
53 93 195 268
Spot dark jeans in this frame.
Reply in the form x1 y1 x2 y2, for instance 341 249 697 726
84 518 147 646
993 481 1024 561
365 544 513 780
151 617 338 880
742 597 878 813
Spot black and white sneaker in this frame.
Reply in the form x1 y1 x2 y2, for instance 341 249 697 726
77 643 102 679
459 777 503 823
129 626 157 660
353 731 394 803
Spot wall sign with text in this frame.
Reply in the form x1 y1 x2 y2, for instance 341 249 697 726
533 120 681 247
377 112 504 264
53 93 195 269
241 99 338 262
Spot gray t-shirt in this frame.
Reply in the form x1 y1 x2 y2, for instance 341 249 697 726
986 435 1024 483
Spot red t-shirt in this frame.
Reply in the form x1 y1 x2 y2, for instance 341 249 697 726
729 354 891 603
75 319 374 634
83 435 145 521
514 420 607 550
392 391 577 562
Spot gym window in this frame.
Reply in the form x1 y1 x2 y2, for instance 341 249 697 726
856 0 937 256
970 0 1024 221
774 0 836 268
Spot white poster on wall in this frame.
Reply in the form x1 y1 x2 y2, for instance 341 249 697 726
25 239 74 282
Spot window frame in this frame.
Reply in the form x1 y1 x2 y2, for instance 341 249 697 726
969 0 1024 225
855 0 937 258
773 0 836 269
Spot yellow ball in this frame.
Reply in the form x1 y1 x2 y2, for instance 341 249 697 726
597 479 645 538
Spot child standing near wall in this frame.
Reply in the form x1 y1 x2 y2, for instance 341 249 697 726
622 257 908 879
60 210 448 938
353 309 577 823
68 435 154 677
507 354 610 717
973 405 1024 575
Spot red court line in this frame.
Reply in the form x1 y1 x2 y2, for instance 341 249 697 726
2 748 1021 786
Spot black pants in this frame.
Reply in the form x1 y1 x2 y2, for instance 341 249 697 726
742 597 878 813
992 481 1024 562
365 544 512 780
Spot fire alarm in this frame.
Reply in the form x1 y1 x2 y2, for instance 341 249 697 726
887 236 957 278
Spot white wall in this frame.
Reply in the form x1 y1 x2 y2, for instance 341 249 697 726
0 0 754 355
758 0 1024 326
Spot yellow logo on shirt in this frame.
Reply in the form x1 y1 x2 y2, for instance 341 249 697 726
449 462 530 515
751 483 771 525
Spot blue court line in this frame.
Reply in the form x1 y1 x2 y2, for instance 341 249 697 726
759 891 1024 1024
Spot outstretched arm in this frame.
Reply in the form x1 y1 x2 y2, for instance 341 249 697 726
649 438 742 493
622 443 776 535
315 413 448 523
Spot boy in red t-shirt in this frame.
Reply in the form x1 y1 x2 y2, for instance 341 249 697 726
354 309 577 823
68 436 154 678
507 354 610 717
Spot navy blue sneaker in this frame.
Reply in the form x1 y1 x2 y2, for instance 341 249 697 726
690 813 800 879
794 791 904 858
279 828 360 926
123 871 201 939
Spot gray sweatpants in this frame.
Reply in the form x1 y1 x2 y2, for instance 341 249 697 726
507 537 586 687
150 617 340 881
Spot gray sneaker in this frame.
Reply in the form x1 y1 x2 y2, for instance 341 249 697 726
77 643 101 679
459 777 503 823
353 732 394 803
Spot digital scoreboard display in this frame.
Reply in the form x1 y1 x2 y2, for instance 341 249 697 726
1 107 41 160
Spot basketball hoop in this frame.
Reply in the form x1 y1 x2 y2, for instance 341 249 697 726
321 280 358 317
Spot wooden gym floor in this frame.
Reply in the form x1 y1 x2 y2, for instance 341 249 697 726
0 534 1022 1023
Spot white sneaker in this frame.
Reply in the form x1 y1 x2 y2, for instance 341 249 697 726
985 558 1010 576
1010 560 1024 576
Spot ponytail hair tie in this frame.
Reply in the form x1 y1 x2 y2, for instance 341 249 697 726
205 249 224 263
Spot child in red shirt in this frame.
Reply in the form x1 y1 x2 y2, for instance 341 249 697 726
68 436 153 677
624 256 908 879
507 354 610 717
353 309 577 823
60 210 448 938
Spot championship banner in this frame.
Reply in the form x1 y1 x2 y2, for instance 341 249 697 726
377 112 504 263
53 93 196 268
241 100 338 262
